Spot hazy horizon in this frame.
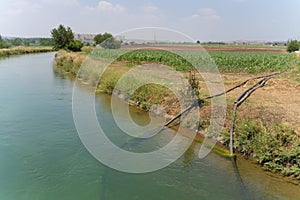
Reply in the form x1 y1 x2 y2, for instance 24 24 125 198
1 0 299 42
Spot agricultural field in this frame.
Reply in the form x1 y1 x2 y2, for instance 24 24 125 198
89 47 295 74
210 52 293 73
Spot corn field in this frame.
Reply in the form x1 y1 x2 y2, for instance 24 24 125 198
90 48 295 74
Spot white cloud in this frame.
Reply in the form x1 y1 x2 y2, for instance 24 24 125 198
191 8 221 21
85 1 125 13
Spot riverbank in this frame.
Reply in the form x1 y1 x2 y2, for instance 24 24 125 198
0 46 54 57
54 48 300 183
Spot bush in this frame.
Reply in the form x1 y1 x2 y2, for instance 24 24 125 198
287 40 300 53
0 41 9 49
0 35 9 49
94 33 112 45
231 119 300 179
67 40 83 52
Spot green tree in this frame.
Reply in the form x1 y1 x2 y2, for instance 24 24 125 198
23 40 30 46
287 40 300 53
39 38 53 46
0 35 9 49
93 32 113 45
11 38 23 46
51 24 74 50
67 40 83 52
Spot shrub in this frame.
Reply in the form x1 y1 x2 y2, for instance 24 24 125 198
67 40 83 52
287 40 300 53
94 33 113 45
231 119 300 179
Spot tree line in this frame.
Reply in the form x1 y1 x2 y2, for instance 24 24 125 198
51 24 121 52
2 25 298 53
1 24 121 52
0 35 52 49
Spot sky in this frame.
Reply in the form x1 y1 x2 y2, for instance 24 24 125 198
0 0 299 41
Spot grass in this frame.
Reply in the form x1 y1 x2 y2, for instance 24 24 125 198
222 119 300 180
0 46 54 57
55 50 170 110
54 50 86 76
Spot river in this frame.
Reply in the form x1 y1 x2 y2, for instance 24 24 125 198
0 52 299 199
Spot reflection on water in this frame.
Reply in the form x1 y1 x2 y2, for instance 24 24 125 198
183 142 197 167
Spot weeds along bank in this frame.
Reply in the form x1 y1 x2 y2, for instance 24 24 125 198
54 49 171 112
54 48 300 182
0 46 54 57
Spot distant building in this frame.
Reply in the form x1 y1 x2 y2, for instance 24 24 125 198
74 34 96 45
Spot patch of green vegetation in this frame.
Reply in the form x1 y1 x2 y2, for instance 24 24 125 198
116 49 193 71
131 84 167 110
222 119 300 180
201 43 286 50
67 40 84 52
209 52 293 73
55 55 76 75
211 144 235 158
98 71 121 94
287 40 300 53
90 49 294 74
81 46 94 54
290 53 300 82
98 68 167 110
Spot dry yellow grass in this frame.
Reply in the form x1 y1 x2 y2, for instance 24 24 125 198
0 46 53 57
